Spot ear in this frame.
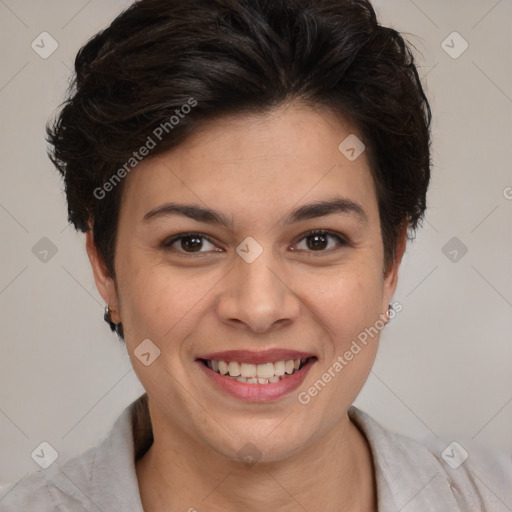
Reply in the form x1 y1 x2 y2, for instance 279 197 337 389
85 229 120 323
381 223 408 311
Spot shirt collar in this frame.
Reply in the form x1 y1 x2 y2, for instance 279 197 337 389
348 406 463 511
48 402 145 511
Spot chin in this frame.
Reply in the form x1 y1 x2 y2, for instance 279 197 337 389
203 418 316 466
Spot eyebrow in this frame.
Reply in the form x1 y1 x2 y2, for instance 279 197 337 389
142 197 368 227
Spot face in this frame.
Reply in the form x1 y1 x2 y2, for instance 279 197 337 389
87 101 403 463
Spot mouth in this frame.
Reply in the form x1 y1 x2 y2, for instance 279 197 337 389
194 350 317 402
197 357 314 384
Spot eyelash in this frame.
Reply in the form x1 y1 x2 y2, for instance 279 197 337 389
160 229 350 257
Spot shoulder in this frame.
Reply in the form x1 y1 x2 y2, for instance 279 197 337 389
427 436 512 512
0 399 144 512
0 471 52 511
348 406 512 511
0 447 97 512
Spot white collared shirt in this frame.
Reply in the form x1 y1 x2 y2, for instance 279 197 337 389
1 398 510 511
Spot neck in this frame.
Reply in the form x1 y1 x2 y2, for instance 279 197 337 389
135 405 377 512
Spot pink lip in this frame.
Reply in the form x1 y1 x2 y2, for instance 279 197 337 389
195 357 316 402
195 349 315 365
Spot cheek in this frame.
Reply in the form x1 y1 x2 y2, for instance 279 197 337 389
303 262 384 337
117 259 223 347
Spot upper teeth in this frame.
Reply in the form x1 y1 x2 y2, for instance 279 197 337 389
208 359 305 379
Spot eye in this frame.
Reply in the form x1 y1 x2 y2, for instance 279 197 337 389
161 233 221 255
292 229 349 253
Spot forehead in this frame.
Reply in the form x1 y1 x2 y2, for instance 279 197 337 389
119 102 379 227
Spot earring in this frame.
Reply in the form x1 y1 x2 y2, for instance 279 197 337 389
386 303 393 322
104 304 117 332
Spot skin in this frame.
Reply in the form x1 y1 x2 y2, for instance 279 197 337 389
86 101 406 511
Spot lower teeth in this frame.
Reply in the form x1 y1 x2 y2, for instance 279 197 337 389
230 374 286 384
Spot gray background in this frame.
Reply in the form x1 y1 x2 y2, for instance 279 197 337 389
0 0 511 489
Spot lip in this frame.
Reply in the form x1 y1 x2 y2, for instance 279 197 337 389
196 356 317 402
195 349 316 365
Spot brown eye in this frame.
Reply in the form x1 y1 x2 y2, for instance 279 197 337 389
293 230 348 253
179 235 204 252
161 233 219 254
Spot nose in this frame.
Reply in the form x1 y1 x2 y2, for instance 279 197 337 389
216 250 301 334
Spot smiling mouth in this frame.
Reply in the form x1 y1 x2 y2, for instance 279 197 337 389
198 357 316 384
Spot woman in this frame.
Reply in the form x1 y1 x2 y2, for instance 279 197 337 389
1 0 510 510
